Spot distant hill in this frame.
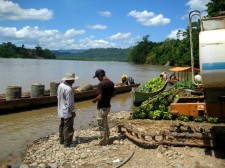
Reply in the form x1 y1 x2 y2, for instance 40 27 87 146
53 49 86 55
55 48 131 61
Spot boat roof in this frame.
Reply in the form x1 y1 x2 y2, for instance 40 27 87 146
169 66 200 72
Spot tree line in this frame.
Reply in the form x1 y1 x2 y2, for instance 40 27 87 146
128 27 199 67
0 42 130 61
56 48 131 61
0 42 56 59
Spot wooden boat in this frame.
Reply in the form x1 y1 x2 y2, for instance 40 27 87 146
131 80 168 106
0 83 140 113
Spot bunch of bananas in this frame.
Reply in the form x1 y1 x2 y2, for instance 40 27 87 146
136 77 165 93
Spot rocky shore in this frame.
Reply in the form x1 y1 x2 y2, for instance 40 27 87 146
3 111 225 168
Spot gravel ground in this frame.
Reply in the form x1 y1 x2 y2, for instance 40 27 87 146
2 111 225 168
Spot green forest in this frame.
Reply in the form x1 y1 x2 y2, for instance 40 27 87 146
0 0 224 67
56 48 131 61
0 42 56 59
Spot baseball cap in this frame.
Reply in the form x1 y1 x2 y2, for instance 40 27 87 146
93 69 105 78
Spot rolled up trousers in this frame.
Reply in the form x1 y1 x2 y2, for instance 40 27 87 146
97 108 110 141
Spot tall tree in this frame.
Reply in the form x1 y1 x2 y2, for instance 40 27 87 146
129 35 156 64
0 42 16 58
206 0 225 17
35 46 44 57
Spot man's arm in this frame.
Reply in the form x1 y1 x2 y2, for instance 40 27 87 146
92 94 102 103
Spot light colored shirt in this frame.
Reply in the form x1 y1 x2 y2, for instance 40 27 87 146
57 81 75 119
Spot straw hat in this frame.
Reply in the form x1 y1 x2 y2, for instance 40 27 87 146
62 72 79 81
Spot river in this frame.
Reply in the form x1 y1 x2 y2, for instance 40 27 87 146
0 58 170 164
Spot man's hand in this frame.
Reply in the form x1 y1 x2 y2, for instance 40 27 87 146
92 94 102 103
72 112 76 118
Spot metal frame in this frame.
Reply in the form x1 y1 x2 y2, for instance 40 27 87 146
189 10 202 87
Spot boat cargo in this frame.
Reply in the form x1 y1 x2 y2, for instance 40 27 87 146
131 79 167 105
0 83 140 113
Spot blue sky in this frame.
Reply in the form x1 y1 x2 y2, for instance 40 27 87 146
0 0 210 50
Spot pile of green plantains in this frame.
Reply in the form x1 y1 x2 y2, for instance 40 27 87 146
136 77 165 92
131 80 219 123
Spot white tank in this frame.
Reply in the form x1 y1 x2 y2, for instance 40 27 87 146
199 17 225 88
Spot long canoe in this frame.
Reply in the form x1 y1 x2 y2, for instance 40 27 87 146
0 83 140 113
131 81 168 106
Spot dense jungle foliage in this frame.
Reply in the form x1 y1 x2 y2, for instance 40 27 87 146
206 0 225 17
128 24 200 67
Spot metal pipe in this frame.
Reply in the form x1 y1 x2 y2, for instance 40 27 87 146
189 10 202 86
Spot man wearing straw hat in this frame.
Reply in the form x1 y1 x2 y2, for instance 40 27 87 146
57 72 78 148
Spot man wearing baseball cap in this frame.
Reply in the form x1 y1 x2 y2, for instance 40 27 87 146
92 69 115 145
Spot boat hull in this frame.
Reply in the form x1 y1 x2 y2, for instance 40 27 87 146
0 83 140 113
131 81 168 106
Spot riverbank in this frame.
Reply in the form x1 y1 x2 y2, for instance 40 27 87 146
2 111 225 168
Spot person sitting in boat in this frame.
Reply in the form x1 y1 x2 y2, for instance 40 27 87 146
160 71 167 81
121 75 128 86
128 76 135 84
75 83 93 92
169 75 177 84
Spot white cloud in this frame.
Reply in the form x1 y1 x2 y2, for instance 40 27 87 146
0 26 121 49
0 0 53 21
87 24 108 30
182 0 210 19
128 10 170 26
107 32 131 40
187 0 210 12
119 36 142 48
0 25 140 49
98 11 112 17
0 26 85 49
64 29 85 37
167 29 186 40
79 36 116 49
